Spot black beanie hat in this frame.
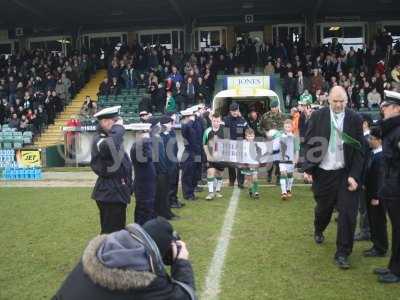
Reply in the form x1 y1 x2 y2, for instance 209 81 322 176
142 217 174 261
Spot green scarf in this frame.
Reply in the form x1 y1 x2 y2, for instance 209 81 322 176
330 112 361 153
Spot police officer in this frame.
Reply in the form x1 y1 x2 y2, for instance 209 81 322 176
223 102 248 188
181 108 199 200
130 123 156 225
374 90 400 284
163 113 185 209
151 118 178 220
193 104 206 192
91 106 133 234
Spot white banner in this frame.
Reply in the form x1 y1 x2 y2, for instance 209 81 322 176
213 139 281 166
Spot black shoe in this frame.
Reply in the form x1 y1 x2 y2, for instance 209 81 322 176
373 268 391 275
334 256 350 270
267 176 272 183
229 182 235 187
170 202 182 209
378 273 400 284
314 232 325 244
363 248 386 257
238 184 245 189
249 190 253 197
354 233 370 242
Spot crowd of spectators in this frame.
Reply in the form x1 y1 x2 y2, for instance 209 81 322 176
2 31 396 136
98 31 400 115
0 49 98 137
97 43 237 113
247 32 400 110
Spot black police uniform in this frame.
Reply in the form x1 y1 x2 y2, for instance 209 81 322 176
223 114 248 187
91 124 133 234
131 137 156 225
153 131 174 219
379 115 400 277
193 116 205 189
161 129 180 207
181 119 199 200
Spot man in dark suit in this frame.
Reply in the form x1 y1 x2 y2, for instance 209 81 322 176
303 86 364 269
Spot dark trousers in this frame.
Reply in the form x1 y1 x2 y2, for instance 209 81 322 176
267 162 281 179
194 162 202 188
357 190 370 236
228 166 244 186
182 156 195 198
96 201 127 234
168 166 179 204
312 168 359 258
366 195 388 254
155 173 173 219
386 197 400 276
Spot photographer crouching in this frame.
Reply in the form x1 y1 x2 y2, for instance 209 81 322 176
52 217 196 300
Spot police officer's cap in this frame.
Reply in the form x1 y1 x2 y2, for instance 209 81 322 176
383 90 400 106
229 102 239 111
94 106 121 120
160 116 173 125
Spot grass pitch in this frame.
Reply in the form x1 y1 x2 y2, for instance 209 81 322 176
0 186 399 299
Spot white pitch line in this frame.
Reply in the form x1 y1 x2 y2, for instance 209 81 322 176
201 187 241 300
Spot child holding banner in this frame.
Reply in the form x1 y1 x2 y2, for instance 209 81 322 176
241 128 261 199
279 119 299 200
203 113 225 200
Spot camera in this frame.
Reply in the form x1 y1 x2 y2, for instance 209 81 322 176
164 231 181 265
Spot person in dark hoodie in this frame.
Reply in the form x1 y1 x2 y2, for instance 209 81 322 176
90 106 133 234
52 217 196 300
131 124 156 225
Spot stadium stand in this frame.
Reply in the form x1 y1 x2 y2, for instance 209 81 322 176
0 49 99 148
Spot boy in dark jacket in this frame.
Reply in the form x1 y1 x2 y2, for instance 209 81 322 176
363 127 388 257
